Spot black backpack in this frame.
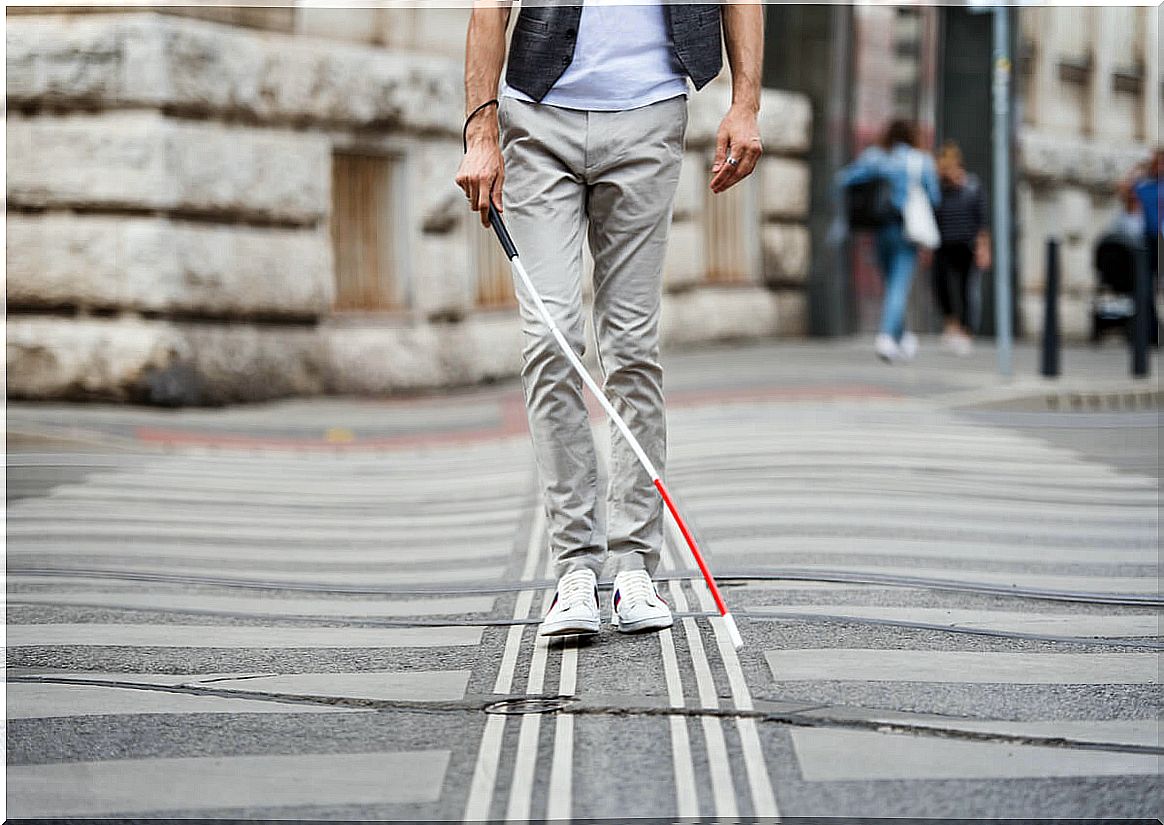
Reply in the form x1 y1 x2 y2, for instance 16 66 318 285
845 177 898 229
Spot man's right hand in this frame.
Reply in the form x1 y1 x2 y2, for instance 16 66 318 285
456 121 505 228
458 1 511 227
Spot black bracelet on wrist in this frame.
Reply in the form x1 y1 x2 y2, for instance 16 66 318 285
462 98 499 152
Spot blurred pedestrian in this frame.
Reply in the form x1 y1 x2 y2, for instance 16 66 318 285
1130 149 1161 345
839 120 940 363
1109 178 1145 241
933 140 990 357
1131 149 1161 268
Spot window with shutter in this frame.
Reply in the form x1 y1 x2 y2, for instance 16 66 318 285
330 153 402 312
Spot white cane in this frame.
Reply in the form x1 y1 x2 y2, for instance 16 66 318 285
487 204 744 649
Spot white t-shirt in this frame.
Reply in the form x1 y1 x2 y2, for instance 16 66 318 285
502 1 688 111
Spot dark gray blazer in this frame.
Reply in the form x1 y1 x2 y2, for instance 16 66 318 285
505 3 724 102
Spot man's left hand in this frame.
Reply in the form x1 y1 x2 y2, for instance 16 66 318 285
710 104 762 194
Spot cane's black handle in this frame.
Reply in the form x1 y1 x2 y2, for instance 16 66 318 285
489 204 519 260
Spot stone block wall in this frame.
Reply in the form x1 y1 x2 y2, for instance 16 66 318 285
7 11 812 404
664 81 812 340
7 215 333 319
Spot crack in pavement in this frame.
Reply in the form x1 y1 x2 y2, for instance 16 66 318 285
8 599 1158 650
10 675 1160 758
12 566 1160 606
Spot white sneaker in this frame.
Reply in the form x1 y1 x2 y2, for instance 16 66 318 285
539 569 600 637
899 332 919 361
874 333 901 363
941 331 974 357
611 570 673 634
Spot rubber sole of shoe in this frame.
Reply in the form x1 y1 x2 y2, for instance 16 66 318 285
538 617 600 637
612 614 674 634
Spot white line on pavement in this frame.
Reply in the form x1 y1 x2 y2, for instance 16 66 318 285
684 490 1158 524
764 650 1161 684
688 580 780 819
686 510 1155 543
6 624 484 649
8 750 451 818
5 682 360 719
738 567 1159 596
664 469 1159 504
463 715 506 822
659 627 700 817
6 564 505 587
545 636 577 823
6 522 518 543
657 549 702 819
505 581 556 823
7 503 524 530
849 716 1161 749
7 592 497 619
668 578 739 820
464 506 545 823
667 453 1149 486
790 728 1162 781
7 540 515 565
715 536 1157 566
742 606 1160 638
51 476 529 499
45 486 528 510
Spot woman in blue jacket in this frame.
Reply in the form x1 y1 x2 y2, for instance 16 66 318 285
840 120 941 362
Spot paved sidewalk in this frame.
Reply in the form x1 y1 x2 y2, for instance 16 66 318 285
6 338 1161 819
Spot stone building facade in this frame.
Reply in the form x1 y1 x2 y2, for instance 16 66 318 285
6 7 812 404
1015 4 1159 340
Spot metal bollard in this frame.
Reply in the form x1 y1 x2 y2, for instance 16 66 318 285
1131 235 1151 378
1041 238 1060 378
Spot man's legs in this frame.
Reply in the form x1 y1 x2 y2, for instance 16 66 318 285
585 97 687 578
500 97 606 580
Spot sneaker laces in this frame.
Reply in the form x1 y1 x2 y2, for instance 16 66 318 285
557 570 596 609
616 571 656 608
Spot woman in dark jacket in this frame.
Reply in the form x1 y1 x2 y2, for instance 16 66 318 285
933 141 990 356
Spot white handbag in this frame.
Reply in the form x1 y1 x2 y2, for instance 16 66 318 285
903 152 940 249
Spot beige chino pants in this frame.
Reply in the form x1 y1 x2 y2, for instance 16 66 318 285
499 94 688 579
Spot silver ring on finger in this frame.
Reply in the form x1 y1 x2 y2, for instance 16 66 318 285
726 156 739 168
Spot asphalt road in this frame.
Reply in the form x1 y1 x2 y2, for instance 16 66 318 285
6 339 1161 820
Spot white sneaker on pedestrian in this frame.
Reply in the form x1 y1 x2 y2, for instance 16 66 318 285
899 332 919 361
874 333 901 363
941 331 974 357
611 570 673 634
539 569 600 637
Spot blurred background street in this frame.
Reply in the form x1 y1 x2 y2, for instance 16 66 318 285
7 338 1160 819
6 3 1162 404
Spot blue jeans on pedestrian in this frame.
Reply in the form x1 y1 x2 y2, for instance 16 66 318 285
875 221 918 340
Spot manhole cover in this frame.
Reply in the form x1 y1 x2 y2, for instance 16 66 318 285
485 696 575 715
